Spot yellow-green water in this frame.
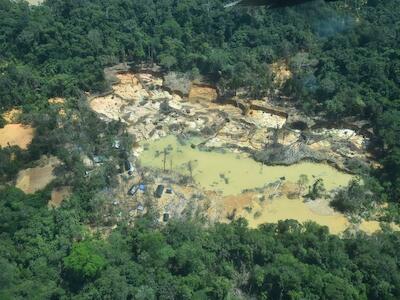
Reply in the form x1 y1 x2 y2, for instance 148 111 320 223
139 136 352 196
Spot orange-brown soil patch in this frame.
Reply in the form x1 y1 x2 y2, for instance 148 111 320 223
49 186 72 208
188 84 218 103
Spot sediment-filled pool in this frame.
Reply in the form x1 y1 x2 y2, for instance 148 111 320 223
139 135 352 196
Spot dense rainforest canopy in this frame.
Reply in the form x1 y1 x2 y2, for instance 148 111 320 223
1 0 400 298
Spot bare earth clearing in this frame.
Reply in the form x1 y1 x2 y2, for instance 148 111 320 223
2 108 22 123
188 84 218 103
27 0 43 5
88 69 382 234
16 156 61 194
0 124 35 150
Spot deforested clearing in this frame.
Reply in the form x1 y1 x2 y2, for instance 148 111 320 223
15 156 61 194
0 124 35 150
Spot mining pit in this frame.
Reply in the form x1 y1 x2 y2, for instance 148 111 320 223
1 108 35 150
0 124 35 150
15 156 61 194
88 67 381 234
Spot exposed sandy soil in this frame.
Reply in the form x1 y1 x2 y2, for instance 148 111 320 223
16 156 61 194
0 124 35 150
154 184 206 222
2 108 22 123
89 72 162 121
140 73 163 88
27 0 42 5
89 70 381 234
358 221 381 234
89 95 126 121
90 71 365 170
306 198 338 216
49 186 72 208
48 97 65 105
188 84 218 103
270 61 292 87
58 108 67 118
247 109 286 128
114 73 149 100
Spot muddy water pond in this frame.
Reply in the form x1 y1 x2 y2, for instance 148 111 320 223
139 136 382 234
139 136 352 196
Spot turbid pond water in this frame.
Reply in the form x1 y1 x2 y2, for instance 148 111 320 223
137 136 387 234
139 135 352 196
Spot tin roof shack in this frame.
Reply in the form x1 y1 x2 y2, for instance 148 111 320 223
128 185 139 196
137 203 144 212
112 139 121 149
154 184 164 198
